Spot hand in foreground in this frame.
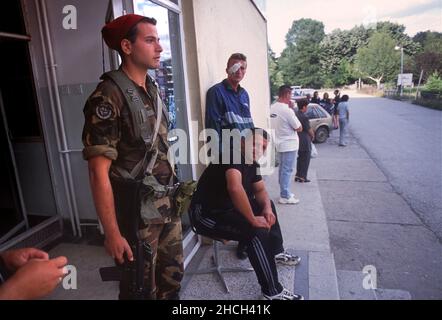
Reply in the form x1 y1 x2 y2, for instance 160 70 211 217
1 248 49 272
0 256 68 300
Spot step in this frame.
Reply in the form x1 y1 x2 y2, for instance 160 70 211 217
309 251 340 300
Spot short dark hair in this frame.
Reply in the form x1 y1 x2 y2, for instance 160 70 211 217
227 53 247 67
243 127 269 141
341 95 349 102
119 17 157 56
297 98 309 109
278 85 292 98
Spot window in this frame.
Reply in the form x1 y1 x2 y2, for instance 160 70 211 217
314 106 327 118
134 0 183 131
306 106 320 119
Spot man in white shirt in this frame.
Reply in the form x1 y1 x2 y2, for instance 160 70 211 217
270 85 303 204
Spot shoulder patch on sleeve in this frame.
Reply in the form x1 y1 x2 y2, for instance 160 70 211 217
95 103 113 120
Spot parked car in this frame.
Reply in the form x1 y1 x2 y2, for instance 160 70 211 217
291 86 302 97
305 103 334 143
291 88 317 100
300 88 316 97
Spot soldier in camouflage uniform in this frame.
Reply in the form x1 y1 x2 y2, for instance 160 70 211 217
82 14 183 300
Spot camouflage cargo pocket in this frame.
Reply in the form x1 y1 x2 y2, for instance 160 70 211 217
174 181 197 217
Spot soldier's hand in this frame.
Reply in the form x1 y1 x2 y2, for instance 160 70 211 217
105 234 133 264
0 256 68 300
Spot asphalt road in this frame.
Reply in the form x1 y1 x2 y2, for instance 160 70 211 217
315 92 442 299
349 93 442 240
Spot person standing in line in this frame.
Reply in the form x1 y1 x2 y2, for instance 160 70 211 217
320 92 334 115
311 91 321 104
295 99 315 183
270 85 303 204
332 89 341 128
337 95 350 147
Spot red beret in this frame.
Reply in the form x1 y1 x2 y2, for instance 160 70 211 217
101 14 146 51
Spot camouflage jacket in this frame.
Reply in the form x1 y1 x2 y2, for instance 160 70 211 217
82 70 175 224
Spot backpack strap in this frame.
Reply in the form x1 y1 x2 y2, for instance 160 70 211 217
102 70 163 179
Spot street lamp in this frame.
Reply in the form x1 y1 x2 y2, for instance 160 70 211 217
395 45 404 96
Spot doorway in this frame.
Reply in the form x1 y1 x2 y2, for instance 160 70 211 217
0 0 60 248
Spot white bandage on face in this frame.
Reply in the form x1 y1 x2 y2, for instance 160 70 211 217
228 62 242 75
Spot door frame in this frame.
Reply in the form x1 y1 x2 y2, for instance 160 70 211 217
0 90 29 244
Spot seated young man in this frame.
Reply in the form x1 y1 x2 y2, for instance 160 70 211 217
189 128 303 300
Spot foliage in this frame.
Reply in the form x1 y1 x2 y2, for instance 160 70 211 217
354 32 400 86
268 47 284 99
279 19 325 88
425 72 442 94
268 20 438 91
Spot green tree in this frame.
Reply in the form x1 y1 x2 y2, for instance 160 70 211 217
413 31 442 52
355 32 400 88
425 72 442 94
412 31 442 82
279 19 325 88
332 59 354 86
268 47 284 101
285 18 325 46
375 21 421 56
319 25 379 87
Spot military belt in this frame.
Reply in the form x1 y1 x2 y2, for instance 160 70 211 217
152 183 181 199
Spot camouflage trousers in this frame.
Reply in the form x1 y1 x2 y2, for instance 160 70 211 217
119 216 184 300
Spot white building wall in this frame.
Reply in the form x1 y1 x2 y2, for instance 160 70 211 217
190 0 271 131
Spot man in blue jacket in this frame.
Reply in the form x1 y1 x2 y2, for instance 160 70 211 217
205 53 254 139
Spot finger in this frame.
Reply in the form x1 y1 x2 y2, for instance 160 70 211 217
27 248 49 260
115 249 125 264
51 256 68 268
116 255 124 264
124 242 134 261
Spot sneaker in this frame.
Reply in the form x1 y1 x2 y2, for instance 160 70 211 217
236 244 248 260
275 252 301 266
263 288 304 300
278 196 300 205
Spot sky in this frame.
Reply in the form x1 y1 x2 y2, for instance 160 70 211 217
260 0 442 56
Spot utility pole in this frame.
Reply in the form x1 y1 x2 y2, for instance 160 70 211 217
395 45 404 97
400 47 404 97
